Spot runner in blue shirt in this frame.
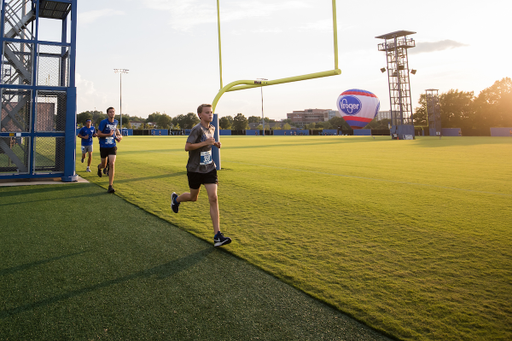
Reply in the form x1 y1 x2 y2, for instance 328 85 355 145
77 119 97 172
96 107 122 193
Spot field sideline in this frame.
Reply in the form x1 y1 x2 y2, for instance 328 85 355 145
74 135 512 340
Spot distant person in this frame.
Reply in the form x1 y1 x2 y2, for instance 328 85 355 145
96 107 122 193
171 103 231 247
77 119 96 172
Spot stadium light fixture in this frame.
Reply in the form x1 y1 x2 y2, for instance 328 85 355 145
114 69 129 131
257 78 268 136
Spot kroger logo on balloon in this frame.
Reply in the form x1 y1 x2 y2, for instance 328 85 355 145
338 96 362 116
336 89 380 129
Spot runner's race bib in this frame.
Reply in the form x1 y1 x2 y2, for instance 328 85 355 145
200 151 212 165
106 124 116 144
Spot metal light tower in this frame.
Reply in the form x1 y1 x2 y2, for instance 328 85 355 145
426 89 441 136
114 68 128 130
376 30 416 139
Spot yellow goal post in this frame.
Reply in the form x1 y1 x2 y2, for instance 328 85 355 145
212 0 341 112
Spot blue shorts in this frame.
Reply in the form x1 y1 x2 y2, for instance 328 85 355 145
187 169 218 190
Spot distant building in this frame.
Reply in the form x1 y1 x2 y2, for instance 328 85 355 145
130 121 144 129
248 122 282 130
375 110 392 121
130 121 156 129
287 109 333 125
327 110 339 120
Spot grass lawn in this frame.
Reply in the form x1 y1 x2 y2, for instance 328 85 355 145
0 182 389 340
74 135 512 341
3 135 510 340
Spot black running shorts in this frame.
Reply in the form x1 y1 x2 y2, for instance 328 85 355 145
100 146 117 159
187 169 218 190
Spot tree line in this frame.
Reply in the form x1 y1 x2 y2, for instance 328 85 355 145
76 111 201 130
76 109 366 131
77 77 511 131
220 114 351 130
412 77 512 131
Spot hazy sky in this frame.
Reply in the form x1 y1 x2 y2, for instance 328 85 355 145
72 0 511 120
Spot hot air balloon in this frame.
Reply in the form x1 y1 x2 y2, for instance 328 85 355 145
336 89 380 129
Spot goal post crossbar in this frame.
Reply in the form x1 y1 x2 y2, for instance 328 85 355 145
212 69 341 112
212 0 341 113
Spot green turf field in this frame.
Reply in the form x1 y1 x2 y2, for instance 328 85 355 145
1 182 389 340
2 135 511 340
79 135 511 341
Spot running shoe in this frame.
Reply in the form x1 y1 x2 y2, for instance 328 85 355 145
97 165 102 177
86 167 91 172
103 163 109 175
171 192 180 213
107 185 115 193
214 232 231 247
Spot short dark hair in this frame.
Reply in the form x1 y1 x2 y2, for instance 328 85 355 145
106 107 115 114
197 104 212 115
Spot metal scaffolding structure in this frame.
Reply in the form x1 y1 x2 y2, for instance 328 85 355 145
426 89 441 136
376 30 416 139
0 0 77 180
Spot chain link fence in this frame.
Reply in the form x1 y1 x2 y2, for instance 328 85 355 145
0 136 29 173
3 41 34 85
35 90 66 132
37 43 69 87
34 136 64 172
0 88 31 132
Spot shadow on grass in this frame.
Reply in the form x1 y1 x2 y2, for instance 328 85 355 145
224 136 512 150
112 171 186 184
0 251 89 277
119 148 185 155
224 139 382 151
411 136 512 147
0 183 91 199
0 190 106 207
0 247 213 319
